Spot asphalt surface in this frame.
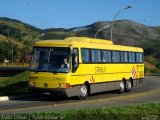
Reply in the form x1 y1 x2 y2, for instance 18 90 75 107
0 76 160 114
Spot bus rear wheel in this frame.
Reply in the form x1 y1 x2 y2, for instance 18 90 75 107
119 81 125 93
79 84 88 100
126 80 132 92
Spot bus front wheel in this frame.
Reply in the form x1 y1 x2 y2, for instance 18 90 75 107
79 84 88 100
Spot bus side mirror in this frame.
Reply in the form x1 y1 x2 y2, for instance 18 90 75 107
72 53 79 72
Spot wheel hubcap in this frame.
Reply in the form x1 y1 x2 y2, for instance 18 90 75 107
80 85 87 96
120 82 124 90
127 81 132 89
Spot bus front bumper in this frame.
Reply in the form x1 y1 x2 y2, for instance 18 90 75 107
29 86 80 97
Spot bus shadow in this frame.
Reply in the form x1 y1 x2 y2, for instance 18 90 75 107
18 90 121 102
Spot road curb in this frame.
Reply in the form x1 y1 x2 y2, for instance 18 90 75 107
0 94 35 102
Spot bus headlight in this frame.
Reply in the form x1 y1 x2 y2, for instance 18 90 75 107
29 82 35 86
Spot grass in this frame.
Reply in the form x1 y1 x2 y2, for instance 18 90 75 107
26 103 160 120
0 77 10 81
0 34 6 41
0 71 29 96
0 103 159 120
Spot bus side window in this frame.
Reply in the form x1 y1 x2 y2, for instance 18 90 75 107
112 51 120 63
91 49 101 63
129 52 136 63
136 53 143 63
121 51 128 63
81 49 91 63
102 50 111 62
72 48 79 72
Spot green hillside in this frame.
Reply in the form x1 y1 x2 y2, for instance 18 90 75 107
0 17 41 62
0 17 160 72
42 28 76 40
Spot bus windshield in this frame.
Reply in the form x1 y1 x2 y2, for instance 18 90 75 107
30 47 70 73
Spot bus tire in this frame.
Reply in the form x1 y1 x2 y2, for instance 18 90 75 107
119 80 125 93
126 80 132 92
79 84 88 100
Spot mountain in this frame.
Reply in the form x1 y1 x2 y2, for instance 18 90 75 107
0 17 160 72
69 20 160 48
42 28 75 40
43 20 160 70
43 20 160 51
0 17 41 39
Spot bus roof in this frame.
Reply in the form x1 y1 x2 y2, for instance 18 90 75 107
34 37 113 46
34 37 143 52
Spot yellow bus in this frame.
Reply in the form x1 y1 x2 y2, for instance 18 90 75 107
28 37 144 99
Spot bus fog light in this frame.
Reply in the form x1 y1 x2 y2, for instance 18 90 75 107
66 83 70 88
44 83 48 87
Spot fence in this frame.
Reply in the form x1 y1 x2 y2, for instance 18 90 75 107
0 62 29 68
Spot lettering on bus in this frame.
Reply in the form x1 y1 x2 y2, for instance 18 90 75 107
95 66 106 73
53 77 65 81
136 65 144 67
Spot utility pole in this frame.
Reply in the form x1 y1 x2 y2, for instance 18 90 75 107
6 30 14 65
95 25 109 38
110 4 132 40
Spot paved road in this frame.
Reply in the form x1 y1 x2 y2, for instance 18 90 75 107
0 76 160 114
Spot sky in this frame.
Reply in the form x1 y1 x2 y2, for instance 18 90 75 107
0 0 160 29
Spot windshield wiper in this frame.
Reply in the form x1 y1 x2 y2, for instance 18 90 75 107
29 68 47 72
